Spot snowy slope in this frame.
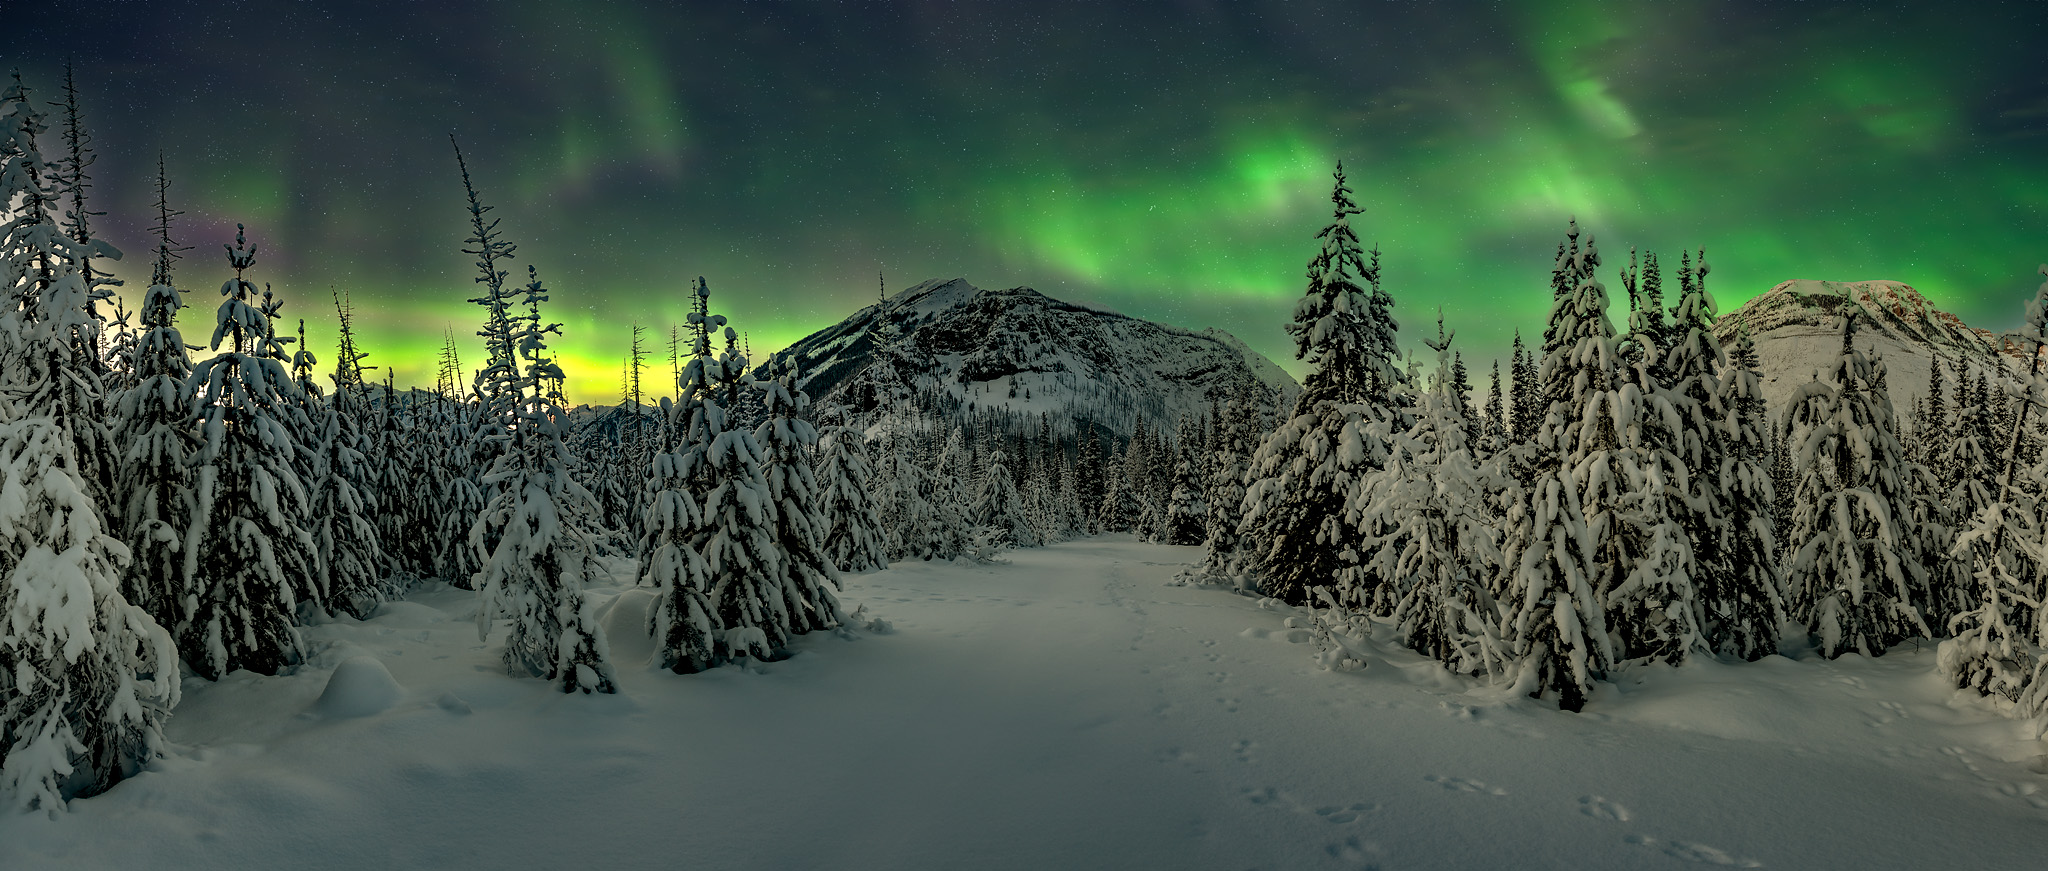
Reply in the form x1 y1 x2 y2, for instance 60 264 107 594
1714 279 2035 417
762 278 1299 439
4 538 2043 870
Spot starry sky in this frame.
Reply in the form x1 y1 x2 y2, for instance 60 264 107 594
11 1 2048 402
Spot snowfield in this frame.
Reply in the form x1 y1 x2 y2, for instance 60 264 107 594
4 537 2044 870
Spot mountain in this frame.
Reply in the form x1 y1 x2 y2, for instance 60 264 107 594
1713 279 2035 418
762 277 1299 439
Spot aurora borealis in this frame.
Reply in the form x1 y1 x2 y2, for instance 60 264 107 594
11 1 2048 402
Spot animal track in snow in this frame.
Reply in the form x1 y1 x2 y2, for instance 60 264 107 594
1314 802 1375 824
1424 775 1507 795
1625 834 1761 867
1578 795 1630 821
1325 834 1383 867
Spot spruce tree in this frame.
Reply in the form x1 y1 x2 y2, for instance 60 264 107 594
1943 265 2048 709
973 448 1035 546
1162 417 1209 546
111 156 197 633
639 280 722 671
1713 328 1787 659
814 407 890 572
469 265 617 693
1242 163 1398 606
755 373 846 633
1498 221 1617 711
1354 317 1508 675
1076 422 1104 532
1509 330 1536 444
0 111 178 808
1482 359 1505 454
1782 312 1930 658
307 306 390 619
182 226 319 679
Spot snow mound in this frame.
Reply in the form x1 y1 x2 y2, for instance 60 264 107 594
313 656 405 719
598 588 659 666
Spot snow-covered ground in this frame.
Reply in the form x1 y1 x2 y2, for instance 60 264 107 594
4 537 2044 869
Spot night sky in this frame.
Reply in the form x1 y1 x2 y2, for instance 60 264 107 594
12 1 2048 402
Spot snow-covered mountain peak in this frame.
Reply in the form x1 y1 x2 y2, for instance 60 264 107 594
1714 279 1999 357
764 278 1299 440
1713 278 2026 418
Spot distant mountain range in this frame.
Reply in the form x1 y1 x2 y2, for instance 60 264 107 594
760 277 1298 439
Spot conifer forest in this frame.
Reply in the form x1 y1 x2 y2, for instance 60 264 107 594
6 4 2048 868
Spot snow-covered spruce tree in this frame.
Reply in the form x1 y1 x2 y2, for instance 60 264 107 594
1095 437 1140 533
1508 330 1535 445
813 406 890 572
369 384 430 581
1496 221 1618 711
973 448 1035 547
468 265 616 693
1197 379 1255 575
755 373 845 634
180 226 319 679
0 192 178 812
1162 428 1209 546
1076 422 1104 533
1118 418 1152 537
928 424 977 550
1942 265 2048 708
1481 359 1505 456
306 300 390 619
1593 248 1708 667
1781 311 1931 658
637 280 723 672
1241 163 1399 606
1352 316 1508 675
111 156 197 632
0 74 121 516
1711 326 1787 660
429 392 486 587
1927 394 1999 632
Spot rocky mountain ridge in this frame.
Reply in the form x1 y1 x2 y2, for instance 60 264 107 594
761 277 1299 440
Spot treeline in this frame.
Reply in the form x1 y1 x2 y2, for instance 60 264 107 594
1207 163 2048 718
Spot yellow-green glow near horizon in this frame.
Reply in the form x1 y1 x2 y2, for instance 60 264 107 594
25 0 2048 405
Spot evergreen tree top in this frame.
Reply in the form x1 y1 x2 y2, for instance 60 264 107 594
1288 162 1398 407
148 153 188 288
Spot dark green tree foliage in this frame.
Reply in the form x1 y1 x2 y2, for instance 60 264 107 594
1508 331 1535 444
1076 422 1104 532
1661 253 1786 661
182 226 319 679
1482 359 1505 454
1162 415 1208 546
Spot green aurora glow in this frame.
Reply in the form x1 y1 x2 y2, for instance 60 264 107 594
11 1 2048 403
